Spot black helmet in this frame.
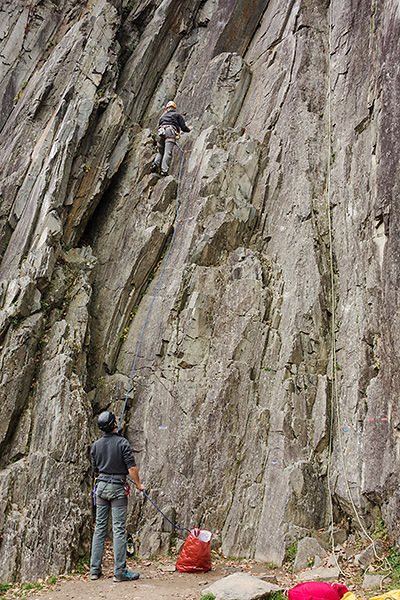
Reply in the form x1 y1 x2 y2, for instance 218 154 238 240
97 411 116 432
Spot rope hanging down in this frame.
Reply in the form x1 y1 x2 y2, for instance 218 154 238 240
117 145 187 432
324 1 379 568
125 477 190 532
142 489 190 533
325 0 344 572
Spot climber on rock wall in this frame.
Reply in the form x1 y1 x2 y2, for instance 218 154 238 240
151 100 193 175
90 410 145 582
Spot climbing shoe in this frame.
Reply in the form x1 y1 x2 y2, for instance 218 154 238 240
150 163 159 173
113 571 140 582
160 170 168 176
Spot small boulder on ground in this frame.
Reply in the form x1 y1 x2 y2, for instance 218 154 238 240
202 572 281 600
362 573 384 590
298 567 340 582
293 537 327 572
354 541 384 569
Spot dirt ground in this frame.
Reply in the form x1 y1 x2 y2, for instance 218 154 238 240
4 536 389 600
25 551 299 600
30 561 244 600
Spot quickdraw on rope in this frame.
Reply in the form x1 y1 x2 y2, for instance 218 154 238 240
126 476 191 533
117 145 187 433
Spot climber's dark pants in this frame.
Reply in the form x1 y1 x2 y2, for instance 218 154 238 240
154 125 176 173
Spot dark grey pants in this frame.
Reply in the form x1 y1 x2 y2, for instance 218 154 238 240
154 125 176 173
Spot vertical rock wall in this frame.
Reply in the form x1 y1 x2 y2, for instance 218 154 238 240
0 0 399 581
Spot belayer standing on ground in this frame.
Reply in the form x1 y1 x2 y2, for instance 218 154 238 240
90 410 145 582
152 100 193 176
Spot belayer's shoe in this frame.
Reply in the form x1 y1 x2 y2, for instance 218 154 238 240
90 572 101 580
113 571 140 582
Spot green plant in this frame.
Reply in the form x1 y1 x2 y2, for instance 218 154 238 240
284 541 297 564
75 555 90 574
13 81 28 103
120 306 139 343
21 583 43 591
385 545 400 588
120 326 129 342
200 594 216 600
40 300 50 314
269 593 288 600
373 516 388 540
46 575 58 585
387 545 400 570
264 561 278 569
0 584 11 593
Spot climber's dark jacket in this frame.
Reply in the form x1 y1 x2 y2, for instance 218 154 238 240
158 109 190 134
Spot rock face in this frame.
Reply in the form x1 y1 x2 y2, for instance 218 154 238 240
0 0 399 581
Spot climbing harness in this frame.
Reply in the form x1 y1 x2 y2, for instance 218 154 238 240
157 125 180 143
92 476 130 506
117 144 188 432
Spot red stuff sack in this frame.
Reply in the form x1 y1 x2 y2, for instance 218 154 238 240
288 582 349 600
175 528 212 573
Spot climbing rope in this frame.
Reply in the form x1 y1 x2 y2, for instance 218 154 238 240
126 477 191 533
117 145 187 432
325 0 339 569
142 490 191 533
324 1 381 571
